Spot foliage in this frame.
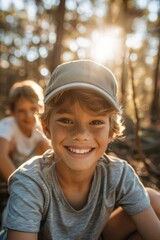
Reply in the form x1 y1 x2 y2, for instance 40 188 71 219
0 0 159 122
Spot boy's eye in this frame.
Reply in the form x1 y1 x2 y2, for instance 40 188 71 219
90 120 104 125
58 118 73 124
16 107 38 115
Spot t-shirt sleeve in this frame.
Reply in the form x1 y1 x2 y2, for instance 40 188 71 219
115 162 150 215
0 119 14 141
4 170 48 232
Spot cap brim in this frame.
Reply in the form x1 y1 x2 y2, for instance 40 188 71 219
44 82 120 111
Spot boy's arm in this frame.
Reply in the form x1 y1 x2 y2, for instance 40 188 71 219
131 205 160 240
102 205 160 240
0 137 16 182
7 230 37 240
102 207 136 240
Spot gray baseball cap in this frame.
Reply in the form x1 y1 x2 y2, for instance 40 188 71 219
44 59 120 110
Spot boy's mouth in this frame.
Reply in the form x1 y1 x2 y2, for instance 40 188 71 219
66 147 93 155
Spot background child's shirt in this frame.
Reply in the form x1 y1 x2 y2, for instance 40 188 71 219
2 150 150 240
0 116 47 167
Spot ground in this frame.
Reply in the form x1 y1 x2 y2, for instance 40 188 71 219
107 125 160 191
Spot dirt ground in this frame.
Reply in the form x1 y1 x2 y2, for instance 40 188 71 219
107 126 160 191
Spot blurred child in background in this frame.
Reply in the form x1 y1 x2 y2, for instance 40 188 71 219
0 80 51 225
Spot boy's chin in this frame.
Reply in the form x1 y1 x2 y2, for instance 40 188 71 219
19 122 34 132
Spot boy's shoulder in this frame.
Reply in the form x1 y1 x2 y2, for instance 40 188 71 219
0 116 16 126
8 150 54 197
11 149 55 179
99 153 133 176
0 116 18 139
100 153 127 166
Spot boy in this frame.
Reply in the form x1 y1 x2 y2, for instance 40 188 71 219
0 80 50 182
1 60 160 240
0 80 51 227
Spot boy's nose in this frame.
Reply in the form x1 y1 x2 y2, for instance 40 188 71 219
24 109 37 117
71 123 90 141
25 110 35 117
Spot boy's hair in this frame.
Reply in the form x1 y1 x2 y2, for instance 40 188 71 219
41 89 124 139
9 80 44 112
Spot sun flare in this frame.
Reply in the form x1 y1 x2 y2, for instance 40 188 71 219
91 28 122 63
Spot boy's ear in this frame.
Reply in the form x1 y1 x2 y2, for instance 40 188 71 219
41 121 51 139
108 131 114 143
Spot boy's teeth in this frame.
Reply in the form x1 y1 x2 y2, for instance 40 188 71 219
68 147 91 154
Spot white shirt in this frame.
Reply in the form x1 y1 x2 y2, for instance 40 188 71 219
0 116 46 166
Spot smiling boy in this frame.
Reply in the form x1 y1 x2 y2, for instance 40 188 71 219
1 60 160 240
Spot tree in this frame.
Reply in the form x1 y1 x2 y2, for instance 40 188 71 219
150 36 160 124
48 0 66 72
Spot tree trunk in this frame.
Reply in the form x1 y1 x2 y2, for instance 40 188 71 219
150 36 160 124
49 0 66 72
120 32 127 108
129 53 144 159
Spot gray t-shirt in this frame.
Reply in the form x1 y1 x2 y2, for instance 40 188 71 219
3 150 150 240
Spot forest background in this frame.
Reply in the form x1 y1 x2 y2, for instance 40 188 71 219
0 0 160 190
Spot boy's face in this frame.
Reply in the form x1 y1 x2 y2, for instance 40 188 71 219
12 97 38 135
46 100 112 172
